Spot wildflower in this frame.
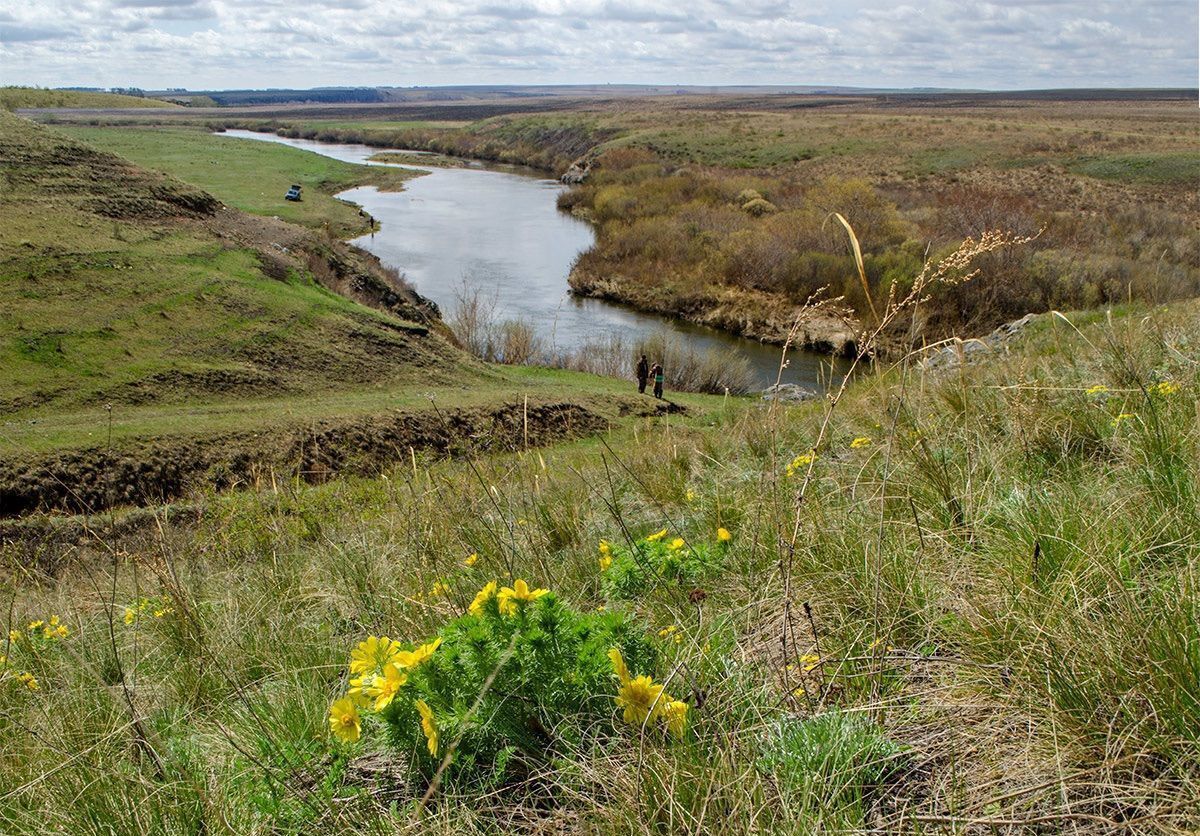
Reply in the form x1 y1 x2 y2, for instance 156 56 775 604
497 579 549 616
662 699 688 738
798 653 820 672
415 699 439 756
668 538 685 552
1150 380 1180 397
430 581 450 599
349 636 401 676
347 674 373 707
598 540 611 556
17 671 38 691
366 663 408 710
328 696 361 743
599 554 613 572
645 528 668 543
152 608 169 619
464 553 479 567
716 527 732 542
398 638 442 669
786 452 816 478
28 620 43 631
658 625 682 645
850 436 872 449
8 630 19 642
685 490 696 503
1113 412 1136 426
609 647 664 726
1085 384 1109 397
469 581 498 616
123 608 136 625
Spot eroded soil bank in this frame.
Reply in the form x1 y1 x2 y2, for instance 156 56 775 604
0 397 681 519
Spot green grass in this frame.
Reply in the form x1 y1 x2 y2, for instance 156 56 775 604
3 302 1198 832
0 86 178 110
51 125 421 235
1064 152 1200 185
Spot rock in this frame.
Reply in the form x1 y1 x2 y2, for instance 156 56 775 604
761 383 820 402
560 157 591 184
921 312 1041 371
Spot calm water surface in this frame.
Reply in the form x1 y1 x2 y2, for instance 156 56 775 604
223 130 847 391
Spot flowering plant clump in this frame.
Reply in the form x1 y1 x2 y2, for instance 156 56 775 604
786 451 817 478
4 614 71 693
123 596 174 625
329 579 660 786
600 528 732 600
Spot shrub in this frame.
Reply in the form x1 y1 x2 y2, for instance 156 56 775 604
600 528 731 599
329 580 669 787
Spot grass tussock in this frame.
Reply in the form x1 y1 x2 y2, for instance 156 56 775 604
3 291 1199 832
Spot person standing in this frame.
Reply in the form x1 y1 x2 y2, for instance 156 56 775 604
652 362 664 399
636 354 649 394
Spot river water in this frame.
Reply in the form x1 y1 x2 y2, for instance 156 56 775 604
223 130 846 391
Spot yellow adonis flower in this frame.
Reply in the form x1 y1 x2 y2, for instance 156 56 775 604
349 636 401 676
685 489 696 503
667 538 686 552
366 663 408 710
123 608 137 625
18 672 38 691
716 527 732 542
1151 380 1180 396
645 529 668 543
430 581 450 599
398 638 443 669
28 620 43 631
662 699 688 738
347 674 374 707
415 699 439 756
599 554 613 572
609 647 663 726
598 540 612 556
850 436 872 449
464 553 479 567
469 581 498 616
328 696 361 743
497 579 549 617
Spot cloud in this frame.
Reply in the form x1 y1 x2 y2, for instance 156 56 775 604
0 0 1194 88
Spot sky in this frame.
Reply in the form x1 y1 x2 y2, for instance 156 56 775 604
1 0 1196 91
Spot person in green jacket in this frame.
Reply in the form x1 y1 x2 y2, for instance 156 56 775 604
652 362 664 399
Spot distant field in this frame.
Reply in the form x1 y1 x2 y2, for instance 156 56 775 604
52 125 421 235
0 86 177 110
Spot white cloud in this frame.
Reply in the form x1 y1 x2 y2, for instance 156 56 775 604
0 0 1194 88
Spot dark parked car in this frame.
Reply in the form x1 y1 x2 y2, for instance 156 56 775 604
285 184 302 201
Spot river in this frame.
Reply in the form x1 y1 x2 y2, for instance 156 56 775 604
222 130 847 391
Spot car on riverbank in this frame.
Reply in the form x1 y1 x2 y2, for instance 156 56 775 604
285 184 302 201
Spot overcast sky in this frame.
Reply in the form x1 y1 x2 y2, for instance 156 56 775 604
1 0 1196 90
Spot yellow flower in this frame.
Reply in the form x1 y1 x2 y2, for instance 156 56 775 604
497 579 549 617
616 675 665 726
18 671 38 691
716 527 732 542
668 538 685 551
798 653 821 672
1112 412 1136 426
786 451 817 478
55 625 69 638
430 581 450 599
598 540 611 555
464 553 479 567
347 674 374 707
8 630 20 642
850 436 872 449
48 616 60 627
685 490 696 503
1085 384 1109 397
329 696 361 743
662 699 688 738
124 608 136 625
366 663 408 710
645 528 668 543
349 636 401 676
415 699 439 756
469 581 498 616
608 647 631 683
397 638 442 669
28 620 43 630
1151 380 1180 396
599 554 613 572
658 625 677 638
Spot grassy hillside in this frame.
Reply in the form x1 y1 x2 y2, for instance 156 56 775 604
51 125 420 236
0 86 178 110
2 300 1197 832
0 111 466 420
